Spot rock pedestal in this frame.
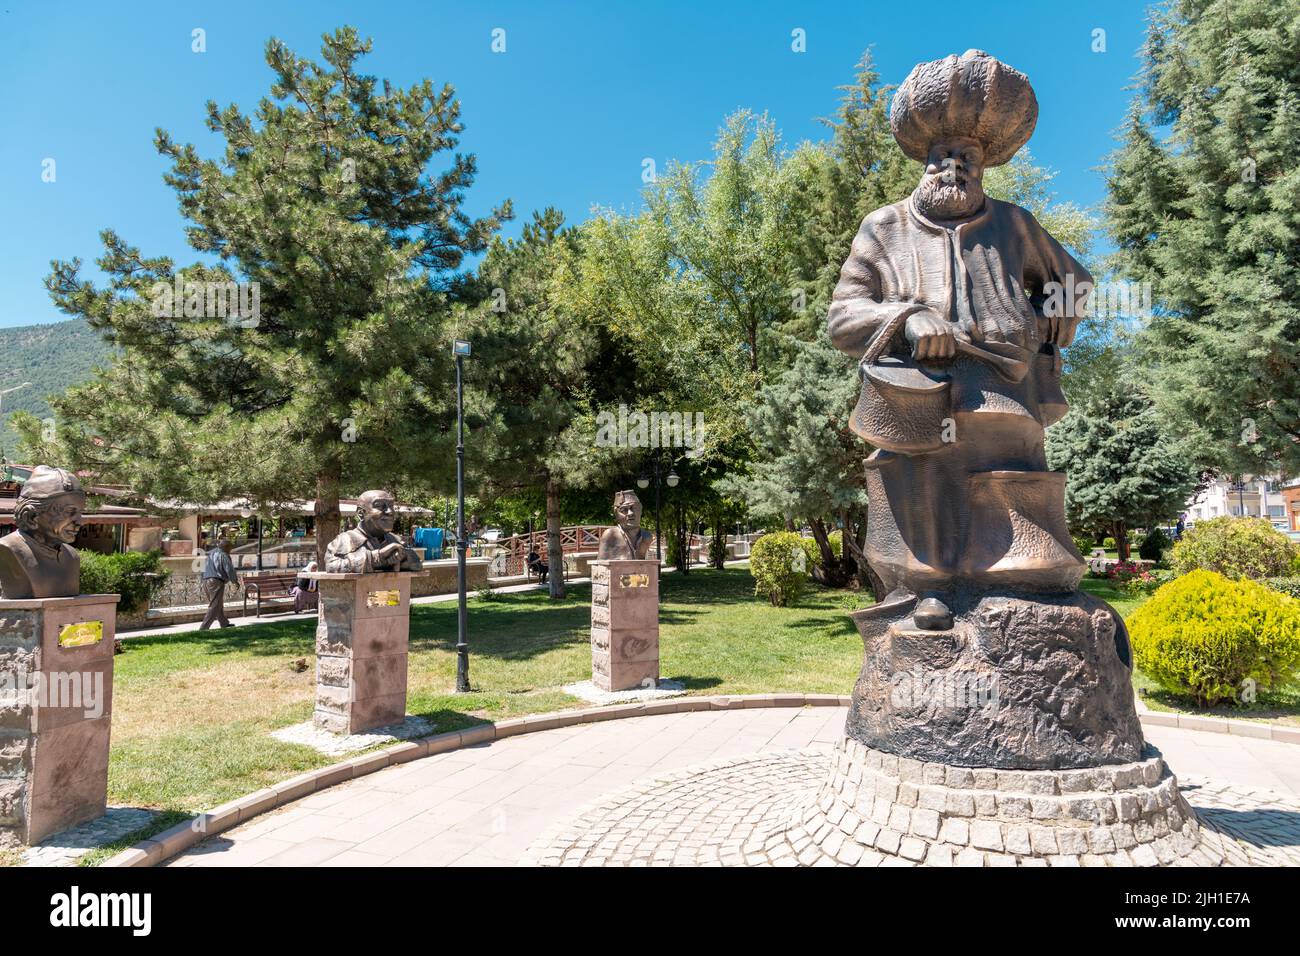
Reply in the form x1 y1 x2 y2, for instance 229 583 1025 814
590 559 659 692
822 589 1213 865
847 591 1143 769
306 571 419 735
0 594 119 847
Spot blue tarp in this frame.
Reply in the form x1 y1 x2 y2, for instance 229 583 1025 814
413 527 445 559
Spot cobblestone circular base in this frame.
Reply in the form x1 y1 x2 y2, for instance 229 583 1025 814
523 744 1300 867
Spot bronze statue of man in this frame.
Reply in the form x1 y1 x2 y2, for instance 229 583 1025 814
324 489 424 574
0 465 86 599
828 49 1090 629
597 490 653 560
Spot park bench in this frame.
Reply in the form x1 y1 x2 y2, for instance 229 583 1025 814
243 572 302 618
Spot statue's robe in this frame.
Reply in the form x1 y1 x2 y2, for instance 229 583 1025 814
324 528 423 574
827 196 1090 596
0 530 80 599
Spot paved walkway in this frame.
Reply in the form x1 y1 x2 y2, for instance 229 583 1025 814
168 707 1300 867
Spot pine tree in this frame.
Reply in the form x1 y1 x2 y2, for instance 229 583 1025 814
1105 0 1300 473
27 28 510 560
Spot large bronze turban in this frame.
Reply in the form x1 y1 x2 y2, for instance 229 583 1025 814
890 49 1037 168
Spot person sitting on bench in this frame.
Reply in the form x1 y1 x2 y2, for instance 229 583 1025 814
526 546 548 583
292 560 319 613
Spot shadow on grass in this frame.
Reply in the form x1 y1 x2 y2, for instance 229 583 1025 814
123 616 317 658
669 675 724 691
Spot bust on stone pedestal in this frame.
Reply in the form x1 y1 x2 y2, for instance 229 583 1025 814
0 465 119 848
312 489 422 735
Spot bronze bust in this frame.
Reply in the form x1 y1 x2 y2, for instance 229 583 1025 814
597 490 653 560
0 465 86 599
324 489 424 574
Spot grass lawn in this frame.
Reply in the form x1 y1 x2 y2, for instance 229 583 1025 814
25 564 1293 866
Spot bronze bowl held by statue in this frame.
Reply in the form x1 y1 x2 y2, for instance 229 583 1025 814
852 354 952 454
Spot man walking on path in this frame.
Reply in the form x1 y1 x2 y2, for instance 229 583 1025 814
200 539 240 630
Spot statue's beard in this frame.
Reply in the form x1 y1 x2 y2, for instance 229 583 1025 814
913 174 985 220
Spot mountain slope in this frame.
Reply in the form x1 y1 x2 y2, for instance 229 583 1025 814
0 319 113 459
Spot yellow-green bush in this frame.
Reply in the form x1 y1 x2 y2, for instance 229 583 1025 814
1129 570 1300 706
1169 516 1297 580
749 532 818 607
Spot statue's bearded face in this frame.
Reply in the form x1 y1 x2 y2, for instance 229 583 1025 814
358 495 397 538
615 498 642 532
25 493 86 546
914 137 986 221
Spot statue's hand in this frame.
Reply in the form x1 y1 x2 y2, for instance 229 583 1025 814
374 542 404 568
905 310 956 361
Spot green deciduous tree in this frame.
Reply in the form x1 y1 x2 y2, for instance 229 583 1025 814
24 28 510 562
464 209 630 597
1105 0 1300 473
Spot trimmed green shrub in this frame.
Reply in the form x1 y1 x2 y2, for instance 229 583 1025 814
1102 536 1117 551
1169 517 1297 580
827 529 843 558
78 550 170 615
1129 569 1300 706
1138 527 1170 562
749 532 818 607
1266 577 1300 599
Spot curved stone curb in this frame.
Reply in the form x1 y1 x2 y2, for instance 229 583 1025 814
1135 698 1300 744
97 692 851 868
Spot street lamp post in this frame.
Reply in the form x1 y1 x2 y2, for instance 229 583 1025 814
453 340 472 693
636 454 679 582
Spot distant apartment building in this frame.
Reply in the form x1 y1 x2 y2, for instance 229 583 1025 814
1283 478 1300 533
1184 475 1290 531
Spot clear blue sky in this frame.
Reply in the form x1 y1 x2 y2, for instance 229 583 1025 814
0 0 1152 329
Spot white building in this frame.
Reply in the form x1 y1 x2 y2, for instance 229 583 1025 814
1184 475 1289 531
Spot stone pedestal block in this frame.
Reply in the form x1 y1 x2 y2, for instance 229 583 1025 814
0 594 119 847
590 560 659 692
305 571 420 735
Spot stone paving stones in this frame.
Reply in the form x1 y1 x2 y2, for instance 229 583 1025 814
524 743 1300 867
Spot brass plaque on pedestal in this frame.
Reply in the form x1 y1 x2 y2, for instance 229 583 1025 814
58 621 103 648
366 589 401 608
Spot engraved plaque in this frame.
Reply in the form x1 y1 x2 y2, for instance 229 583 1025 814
366 589 401 608
58 621 103 648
